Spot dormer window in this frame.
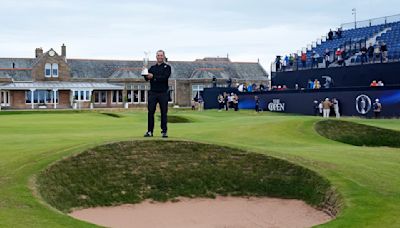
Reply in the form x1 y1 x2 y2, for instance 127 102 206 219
45 63 52 77
52 63 58 77
45 63 59 78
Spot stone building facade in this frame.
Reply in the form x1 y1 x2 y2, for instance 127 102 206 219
0 45 269 110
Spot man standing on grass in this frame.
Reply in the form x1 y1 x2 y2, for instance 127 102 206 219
143 50 171 138
373 99 382 119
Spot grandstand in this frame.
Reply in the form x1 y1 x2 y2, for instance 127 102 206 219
273 14 400 71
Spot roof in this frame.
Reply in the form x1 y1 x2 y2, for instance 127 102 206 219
0 81 124 90
0 57 268 81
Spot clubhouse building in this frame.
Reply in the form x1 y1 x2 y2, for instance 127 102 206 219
0 45 268 109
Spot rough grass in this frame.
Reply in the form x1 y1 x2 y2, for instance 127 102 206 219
36 141 337 214
315 120 400 147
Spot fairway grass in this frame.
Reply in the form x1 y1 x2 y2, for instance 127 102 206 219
0 110 399 227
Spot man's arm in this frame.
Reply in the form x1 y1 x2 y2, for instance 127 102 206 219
145 66 154 81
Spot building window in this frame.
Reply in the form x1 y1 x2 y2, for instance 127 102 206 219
45 63 51 77
93 91 107 104
127 84 149 104
52 63 58 77
140 90 146 103
133 90 139 103
1 91 10 106
73 90 91 101
25 90 59 104
45 63 59 78
112 90 123 104
192 84 206 100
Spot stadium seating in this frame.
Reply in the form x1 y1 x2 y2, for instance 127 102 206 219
279 20 400 69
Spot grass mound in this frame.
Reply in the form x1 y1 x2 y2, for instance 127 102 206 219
157 115 193 123
315 120 400 147
36 141 338 215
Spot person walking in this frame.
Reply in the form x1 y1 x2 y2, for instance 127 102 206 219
143 50 171 138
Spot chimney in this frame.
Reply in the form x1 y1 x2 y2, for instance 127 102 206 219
61 43 66 57
35 48 43 58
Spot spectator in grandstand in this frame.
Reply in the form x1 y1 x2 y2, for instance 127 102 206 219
217 94 224 111
322 98 332 118
289 54 294 67
237 83 244 92
313 79 321 89
247 84 253 92
370 80 378 87
328 29 333 40
282 55 289 71
367 43 374 63
311 51 320 68
378 80 384 86
341 48 347 66
380 42 388 63
373 99 382 118
360 45 368 64
337 28 343 39
300 52 307 68
332 98 340 118
275 56 282 71
255 96 260 112
324 49 331 68
336 48 344 66
227 78 232 87
374 44 381 63
308 79 314 89
252 83 257 92
212 76 217 88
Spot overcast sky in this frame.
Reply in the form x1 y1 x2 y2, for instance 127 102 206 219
1 0 399 72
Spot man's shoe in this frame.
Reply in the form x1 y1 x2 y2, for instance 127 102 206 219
161 131 168 138
144 132 153 137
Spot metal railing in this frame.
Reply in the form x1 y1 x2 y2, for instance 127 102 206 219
341 14 400 30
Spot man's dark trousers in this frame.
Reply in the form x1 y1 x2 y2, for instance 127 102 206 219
147 91 168 133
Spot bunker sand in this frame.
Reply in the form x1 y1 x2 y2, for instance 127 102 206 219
70 196 332 228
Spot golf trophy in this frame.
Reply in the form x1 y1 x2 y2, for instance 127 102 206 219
141 51 149 77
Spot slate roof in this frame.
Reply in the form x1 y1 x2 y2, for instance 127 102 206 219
0 57 268 81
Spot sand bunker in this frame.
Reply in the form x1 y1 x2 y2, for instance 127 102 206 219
70 196 332 228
